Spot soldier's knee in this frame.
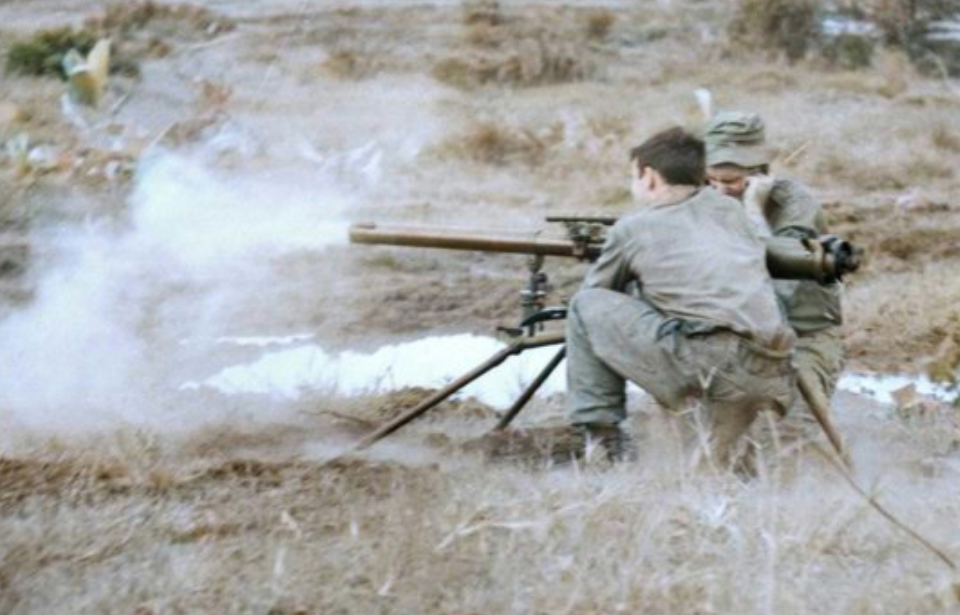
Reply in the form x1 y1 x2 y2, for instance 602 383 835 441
569 288 617 322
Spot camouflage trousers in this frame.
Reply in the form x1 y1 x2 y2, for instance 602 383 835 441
565 288 795 467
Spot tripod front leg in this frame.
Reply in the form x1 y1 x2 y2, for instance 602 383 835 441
494 346 566 431
353 332 565 452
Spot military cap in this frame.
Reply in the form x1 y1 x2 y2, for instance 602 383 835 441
704 111 776 168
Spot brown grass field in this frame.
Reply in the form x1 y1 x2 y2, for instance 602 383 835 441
1 1 960 613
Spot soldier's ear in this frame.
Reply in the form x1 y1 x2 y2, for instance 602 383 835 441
644 166 662 190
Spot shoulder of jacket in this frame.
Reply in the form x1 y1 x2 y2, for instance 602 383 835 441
771 177 817 207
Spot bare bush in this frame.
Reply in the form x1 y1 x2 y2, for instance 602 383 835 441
84 2 234 39
321 43 385 80
462 0 504 26
5 28 98 78
434 34 594 88
432 121 558 166
728 0 823 62
4 2 233 80
857 0 960 75
821 33 877 69
585 10 616 40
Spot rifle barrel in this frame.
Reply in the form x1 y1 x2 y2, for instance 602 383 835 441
349 222 599 260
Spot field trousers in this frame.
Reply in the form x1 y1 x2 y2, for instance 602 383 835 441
565 288 795 466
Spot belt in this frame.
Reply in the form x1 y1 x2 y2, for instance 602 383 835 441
656 317 725 341
657 317 793 361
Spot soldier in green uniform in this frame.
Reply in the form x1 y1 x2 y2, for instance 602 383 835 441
565 127 796 467
703 112 845 447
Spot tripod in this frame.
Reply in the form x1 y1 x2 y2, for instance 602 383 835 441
353 331 566 451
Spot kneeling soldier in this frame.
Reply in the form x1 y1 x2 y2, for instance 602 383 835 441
565 127 796 467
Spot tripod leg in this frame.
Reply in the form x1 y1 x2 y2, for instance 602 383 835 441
354 344 519 451
494 346 565 431
797 370 852 469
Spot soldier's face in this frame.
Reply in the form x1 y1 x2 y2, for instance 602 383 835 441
707 166 750 199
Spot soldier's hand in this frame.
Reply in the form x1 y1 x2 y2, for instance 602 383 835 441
744 174 775 210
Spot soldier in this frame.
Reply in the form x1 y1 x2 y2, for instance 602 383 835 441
565 126 796 467
703 112 844 447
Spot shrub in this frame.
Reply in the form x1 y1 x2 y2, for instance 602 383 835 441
821 33 877 69
5 3 234 80
5 27 98 78
434 35 594 88
462 0 503 27
432 121 558 167
85 2 234 38
585 10 616 40
728 0 823 62
931 123 960 152
861 0 960 75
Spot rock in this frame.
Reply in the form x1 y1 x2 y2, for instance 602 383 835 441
892 383 945 419
895 188 949 214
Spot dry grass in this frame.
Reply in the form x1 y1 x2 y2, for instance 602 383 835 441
845 259 960 372
84 1 234 38
2 1 960 612
2 396 960 613
431 121 557 166
436 9 601 89
315 29 403 81
433 41 595 89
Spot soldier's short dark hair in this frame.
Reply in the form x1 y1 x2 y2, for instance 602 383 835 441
629 127 705 186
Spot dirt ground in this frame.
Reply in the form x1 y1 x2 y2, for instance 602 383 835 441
1 1 960 613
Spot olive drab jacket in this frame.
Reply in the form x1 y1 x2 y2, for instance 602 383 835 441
766 179 843 334
582 187 795 351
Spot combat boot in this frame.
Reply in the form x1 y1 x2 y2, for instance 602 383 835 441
578 423 636 463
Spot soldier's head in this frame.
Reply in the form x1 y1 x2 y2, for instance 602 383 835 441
629 127 705 203
703 111 774 200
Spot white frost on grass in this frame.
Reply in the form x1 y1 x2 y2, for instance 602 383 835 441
183 335 957 411
182 334 568 408
838 372 954 404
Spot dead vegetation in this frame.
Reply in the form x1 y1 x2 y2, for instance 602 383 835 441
4 28 100 78
435 8 603 88
0 0 959 610
728 0 823 62
432 121 558 166
4 2 233 80
2 397 960 613
429 114 630 171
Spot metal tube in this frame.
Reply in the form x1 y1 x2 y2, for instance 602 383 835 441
349 222 600 260
764 236 829 282
797 371 852 469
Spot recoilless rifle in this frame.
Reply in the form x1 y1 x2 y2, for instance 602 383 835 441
347 216 861 460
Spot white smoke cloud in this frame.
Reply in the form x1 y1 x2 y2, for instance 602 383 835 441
0 148 356 433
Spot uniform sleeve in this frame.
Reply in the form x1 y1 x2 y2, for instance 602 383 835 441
768 179 826 239
581 222 635 291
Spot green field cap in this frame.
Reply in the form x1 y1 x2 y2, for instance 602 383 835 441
704 111 775 168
